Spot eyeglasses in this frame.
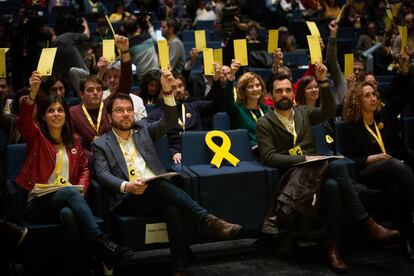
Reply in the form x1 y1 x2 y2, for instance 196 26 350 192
112 107 134 114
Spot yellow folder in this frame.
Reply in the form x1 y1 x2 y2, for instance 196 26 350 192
0 48 8 78
306 21 320 37
307 35 322 64
398 25 407 53
213 48 223 66
203 48 215 76
158 39 170 70
344 53 354 78
195 30 207 51
37 48 57 76
233 39 248 66
268 30 279 54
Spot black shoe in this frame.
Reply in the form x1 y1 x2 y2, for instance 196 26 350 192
0 220 28 246
93 234 135 269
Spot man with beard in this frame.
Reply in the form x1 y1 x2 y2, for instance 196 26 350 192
92 70 241 276
256 63 400 273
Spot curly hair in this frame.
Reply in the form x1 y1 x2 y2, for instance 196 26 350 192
342 81 382 123
236 72 266 107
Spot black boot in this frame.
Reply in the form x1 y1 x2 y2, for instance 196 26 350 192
0 219 28 248
92 234 135 269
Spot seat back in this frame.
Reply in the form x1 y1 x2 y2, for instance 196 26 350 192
335 121 346 156
154 135 173 170
6 144 27 181
181 129 253 166
311 124 333 156
403 117 414 157
212 112 230 130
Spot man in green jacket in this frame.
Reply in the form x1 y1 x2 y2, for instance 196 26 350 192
256 62 400 274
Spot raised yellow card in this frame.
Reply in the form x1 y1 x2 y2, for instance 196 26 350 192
37 48 57 76
336 5 346 22
307 35 322 64
102 39 115 62
268 30 279 53
384 16 392 31
386 8 393 19
233 39 248 66
398 25 407 53
213 48 223 66
0 48 9 53
306 21 320 37
195 30 207 51
0 49 6 78
145 223 169 244
344 53 354 78
203 48 215 76
392 3 401 17
158 39 170 70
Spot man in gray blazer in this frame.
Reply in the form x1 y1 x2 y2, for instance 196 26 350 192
92 70 241 275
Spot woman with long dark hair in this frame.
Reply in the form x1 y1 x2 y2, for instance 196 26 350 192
15 71 133 271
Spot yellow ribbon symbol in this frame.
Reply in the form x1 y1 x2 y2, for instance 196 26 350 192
205 130 240 168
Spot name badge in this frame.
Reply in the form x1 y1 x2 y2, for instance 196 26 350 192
128 166 138 181
289 145 303 156
54 175 71 186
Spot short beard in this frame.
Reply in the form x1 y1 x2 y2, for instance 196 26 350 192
113 120 133 131
275 98 293 111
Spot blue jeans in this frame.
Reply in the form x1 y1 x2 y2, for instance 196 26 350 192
322 159 369 242
114 179 207 269
27 186 102 239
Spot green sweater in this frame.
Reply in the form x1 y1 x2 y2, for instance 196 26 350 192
256 85 336 169
223 80 269 146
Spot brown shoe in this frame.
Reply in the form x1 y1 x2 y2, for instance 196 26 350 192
363 217 400 241
327 243 348 274
202 214 241 240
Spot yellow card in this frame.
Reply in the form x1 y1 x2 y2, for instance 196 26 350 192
0 48 9 53
306 21 320 37
233 39 248 66
102 39 115 63
213 48 223 66
195 30 207 51
344 53 354 78
268 30 279 53
336 5 346 22
145 223 169 244
307 35 322 64
384 16 392 31
37 48 57 76
203 48 215 76
289 145 303 156
398 25 407 53
386 8 393 19
158 39 170 70
392 3 401 17
0 49 6 78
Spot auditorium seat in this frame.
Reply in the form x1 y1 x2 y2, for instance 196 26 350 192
212 112 230 130
178 129 281 237
4 144 103 268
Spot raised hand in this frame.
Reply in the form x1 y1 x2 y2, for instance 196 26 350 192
29 71 41 97
160 69 176 95
399 47 410 73
328 19 338 39
274 48 283 65
315 62 328 81
115 34 129 52
346 73 357 90
212 62 222 81
229 59 241 81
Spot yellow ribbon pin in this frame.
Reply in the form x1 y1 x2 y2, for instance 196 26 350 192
205 131 240 168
